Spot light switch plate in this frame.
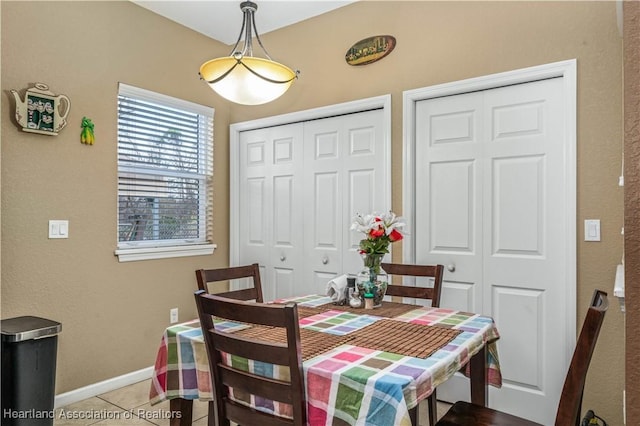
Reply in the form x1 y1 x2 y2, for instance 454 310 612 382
584 219 600 242
49 220 69 239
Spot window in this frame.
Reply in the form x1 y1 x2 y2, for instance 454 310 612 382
115 83 215 262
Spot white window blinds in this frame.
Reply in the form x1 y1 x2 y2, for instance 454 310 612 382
116 83 214 260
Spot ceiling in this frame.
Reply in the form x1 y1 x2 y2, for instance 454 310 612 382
132 1 355 45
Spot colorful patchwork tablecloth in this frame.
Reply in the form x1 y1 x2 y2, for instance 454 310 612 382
149 294 501 426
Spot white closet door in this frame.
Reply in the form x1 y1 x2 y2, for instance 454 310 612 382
481 78 567 420
238 123 304 301
415 77 569 424
238 108 388 299
415 91 485 314
303 109 387 295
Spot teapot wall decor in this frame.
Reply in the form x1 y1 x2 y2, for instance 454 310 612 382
11 83 70 136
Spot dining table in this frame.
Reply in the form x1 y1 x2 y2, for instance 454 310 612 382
149 294 502 426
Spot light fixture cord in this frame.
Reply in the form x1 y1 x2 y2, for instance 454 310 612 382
204 1 299 86
249 8 273 60
227 2 275 60
243 5 254 57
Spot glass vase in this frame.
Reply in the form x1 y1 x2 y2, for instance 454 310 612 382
356 253 388 308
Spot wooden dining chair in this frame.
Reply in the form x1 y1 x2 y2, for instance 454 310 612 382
194 290 306 426
435 289 609 426
382 263 445 308
381 262 445 426
195 263 264 303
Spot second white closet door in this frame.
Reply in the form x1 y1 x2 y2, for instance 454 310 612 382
239 123 305 301
303 109 386 294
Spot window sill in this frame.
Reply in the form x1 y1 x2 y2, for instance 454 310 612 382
115 243 217 262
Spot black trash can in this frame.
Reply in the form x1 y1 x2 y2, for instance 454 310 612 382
1 316 62 426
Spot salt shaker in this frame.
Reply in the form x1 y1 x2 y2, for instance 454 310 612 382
349 287 362 308
364 293 374 310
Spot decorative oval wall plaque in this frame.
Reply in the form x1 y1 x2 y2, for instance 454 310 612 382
345 35 396 66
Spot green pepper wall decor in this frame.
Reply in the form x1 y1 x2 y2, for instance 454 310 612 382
80 117 95 145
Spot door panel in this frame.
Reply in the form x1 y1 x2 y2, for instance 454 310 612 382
273 175 294 245
304 110 387 293
492 286 544 389
440 280 475 312
430 160 476 252
304 120 342 291
415 91 485 406
239 124 304 301
482 78 567 422
492 156 544 255
270 127 305 300
344 112 388 273
272 174 296 300
416 92 484 316
348 169 376 250
273 267 295 300
305 170 342 295
314 172 340 250
246 178 266 245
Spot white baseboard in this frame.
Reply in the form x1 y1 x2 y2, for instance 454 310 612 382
54 366 154 408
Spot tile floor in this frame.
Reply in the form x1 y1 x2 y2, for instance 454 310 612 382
54 379 451 425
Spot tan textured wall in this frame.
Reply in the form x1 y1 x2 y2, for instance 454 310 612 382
625 0 640 422
1 1 233 392
1 1 625 423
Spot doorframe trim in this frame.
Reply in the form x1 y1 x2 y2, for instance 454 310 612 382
402 59 577 358
229 95 392 269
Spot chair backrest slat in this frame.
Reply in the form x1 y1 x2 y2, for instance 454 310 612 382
225 401 293 426
554 289 608 426
196 263 264 303
219 366 294 404
381 263 445 307
213 331 290 365
195 290 306 426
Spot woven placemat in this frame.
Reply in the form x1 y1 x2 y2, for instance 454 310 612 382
319 301 420 318
269 304 328 319
295 306 329 319
233 326 353 361
349 319 462 359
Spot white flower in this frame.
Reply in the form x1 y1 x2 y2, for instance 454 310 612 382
350 211 405 237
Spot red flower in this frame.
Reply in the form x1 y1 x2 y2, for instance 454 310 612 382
389 229 403 242
369 227 385 238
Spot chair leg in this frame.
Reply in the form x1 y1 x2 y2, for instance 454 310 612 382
426 391 437 426
170 398 193 426
207 401 216 426
409 404 418 425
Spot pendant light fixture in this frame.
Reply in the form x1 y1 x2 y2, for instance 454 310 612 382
199 1 299 105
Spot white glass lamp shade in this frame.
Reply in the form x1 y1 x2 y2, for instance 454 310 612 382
200 56 297 105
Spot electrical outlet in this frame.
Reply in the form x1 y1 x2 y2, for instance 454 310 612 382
170 308 179 324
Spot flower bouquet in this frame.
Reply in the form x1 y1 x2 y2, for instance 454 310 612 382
350 211 405 307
